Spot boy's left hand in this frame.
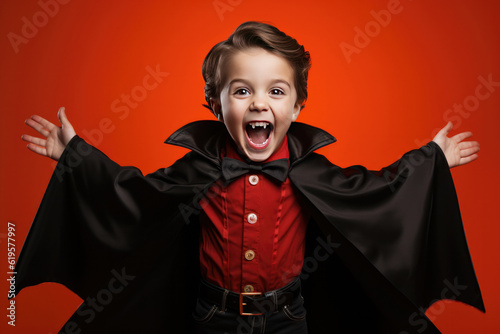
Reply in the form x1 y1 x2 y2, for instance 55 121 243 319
432 121 480 168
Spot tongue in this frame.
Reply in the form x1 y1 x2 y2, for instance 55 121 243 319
247 127 268 144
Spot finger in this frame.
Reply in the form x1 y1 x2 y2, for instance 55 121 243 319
26 143 48 157
451 131 473 143
21 134 47 147
25 118 50 137
30 114 57 132
459 154 479 166
436 121 453 137
457 141 479 150
58 107 69 126
460 146 480 158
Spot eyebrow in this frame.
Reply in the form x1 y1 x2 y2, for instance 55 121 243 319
228 78 291 88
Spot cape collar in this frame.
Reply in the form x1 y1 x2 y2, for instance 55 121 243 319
164 120 336 167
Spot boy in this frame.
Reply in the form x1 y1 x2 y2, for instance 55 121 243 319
17 22 483 333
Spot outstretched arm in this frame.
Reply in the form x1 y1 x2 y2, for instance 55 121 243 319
22 107 76 161
432 121 480 168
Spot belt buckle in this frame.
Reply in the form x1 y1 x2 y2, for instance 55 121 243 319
239 292 263 316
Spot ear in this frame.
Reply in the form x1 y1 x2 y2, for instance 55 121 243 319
210 98 223 121
291 102 302 122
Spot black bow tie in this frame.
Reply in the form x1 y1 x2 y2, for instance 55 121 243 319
221 157 289 183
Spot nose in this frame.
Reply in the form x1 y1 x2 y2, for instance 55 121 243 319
250 93 268 112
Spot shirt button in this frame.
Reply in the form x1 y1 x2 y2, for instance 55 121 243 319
247 213 258 224
249 175 259 185
244 250 255 261
243 285 254 293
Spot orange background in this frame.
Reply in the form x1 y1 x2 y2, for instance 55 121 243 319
1 0 499 333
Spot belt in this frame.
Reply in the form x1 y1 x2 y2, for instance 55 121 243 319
198 278 301 316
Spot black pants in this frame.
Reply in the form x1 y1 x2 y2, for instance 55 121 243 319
193 280 308 334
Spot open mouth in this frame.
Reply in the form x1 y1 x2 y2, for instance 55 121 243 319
245 121 273 149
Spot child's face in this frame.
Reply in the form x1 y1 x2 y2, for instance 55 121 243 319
218 47 301 162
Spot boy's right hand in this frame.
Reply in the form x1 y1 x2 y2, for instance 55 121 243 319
22 107 76 161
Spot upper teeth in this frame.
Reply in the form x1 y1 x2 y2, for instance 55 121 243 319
249 121 269 129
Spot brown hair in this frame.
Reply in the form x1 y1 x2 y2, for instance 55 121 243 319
202 21 311 114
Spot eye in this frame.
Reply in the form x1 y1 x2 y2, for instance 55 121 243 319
270 88 284 95
234 88 250 95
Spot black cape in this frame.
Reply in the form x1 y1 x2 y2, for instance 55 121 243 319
13 121 484 333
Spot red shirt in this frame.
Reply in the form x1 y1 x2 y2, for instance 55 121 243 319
199 136 309 293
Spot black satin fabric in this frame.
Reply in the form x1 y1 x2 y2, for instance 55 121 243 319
14 120 483 333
